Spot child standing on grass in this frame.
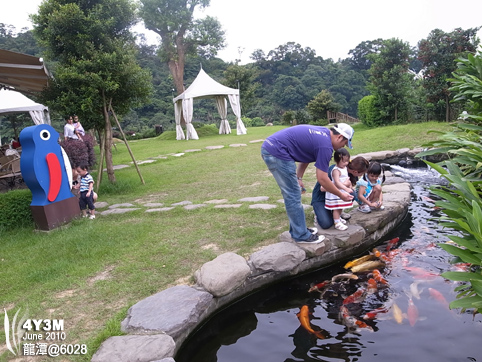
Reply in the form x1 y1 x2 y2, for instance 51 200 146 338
76 164 96 219
356 161 385 213
325 148 353 231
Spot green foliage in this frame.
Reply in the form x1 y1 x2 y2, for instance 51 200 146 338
450 50 482 115
0 189 33 231
358 95 381 126
139 0 225 93
242 117 265 127
417 51 482 312
367 38 413 124
281 110 295 125
418 27 481 121
307 89 341 121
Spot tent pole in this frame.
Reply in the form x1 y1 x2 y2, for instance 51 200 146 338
108 103 145 185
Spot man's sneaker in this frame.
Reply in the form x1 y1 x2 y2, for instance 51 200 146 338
89 215 96 220
307 227 318 235
358 204 371 213
297 233 325 244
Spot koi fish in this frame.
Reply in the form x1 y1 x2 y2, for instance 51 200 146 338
422 196 436 203
339 305 374 332
371 269 389 285
392 302 404 324
331 273 359 282
372 248 382 258
407 297 419 327
409 281 423 300
452 263 472 272
343 288 367 305
350 260 386 273
362 307 389 320
344 254 378 269
367 278 378 294
296 305 327 339
428 288 450 309
404 266 439 280
386 237 400 251
308 280 331 293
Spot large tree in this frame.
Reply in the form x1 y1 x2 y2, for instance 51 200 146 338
32 0 153 183
418 27 480 122
139 0 225 95
368 38 413 124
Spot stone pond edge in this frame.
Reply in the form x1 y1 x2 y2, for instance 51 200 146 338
91 147 427 362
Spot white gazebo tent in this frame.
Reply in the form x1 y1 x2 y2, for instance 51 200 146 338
0 88 51 145
172 68 247 140
0 88 51 124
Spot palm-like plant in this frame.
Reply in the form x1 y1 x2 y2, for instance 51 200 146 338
417 49 482 314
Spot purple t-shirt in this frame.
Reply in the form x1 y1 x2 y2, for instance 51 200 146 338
262 125 333 173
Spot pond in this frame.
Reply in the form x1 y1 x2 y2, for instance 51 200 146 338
176 165 482 362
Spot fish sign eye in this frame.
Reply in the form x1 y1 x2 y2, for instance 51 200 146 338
40 130 51 141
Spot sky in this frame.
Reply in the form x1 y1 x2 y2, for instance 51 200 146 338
2 0 482 64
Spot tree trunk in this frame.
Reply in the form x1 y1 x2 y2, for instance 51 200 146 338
102 93 116 183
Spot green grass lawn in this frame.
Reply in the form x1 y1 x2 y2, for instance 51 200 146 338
0 121 453 361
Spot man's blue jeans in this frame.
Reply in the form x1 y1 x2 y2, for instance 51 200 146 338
261 147 312 241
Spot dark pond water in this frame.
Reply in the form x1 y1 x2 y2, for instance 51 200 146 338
176 165 482 362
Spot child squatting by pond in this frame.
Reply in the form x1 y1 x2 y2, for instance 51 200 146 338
356 161 385 213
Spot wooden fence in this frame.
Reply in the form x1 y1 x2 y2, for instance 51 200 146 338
327 111 359 124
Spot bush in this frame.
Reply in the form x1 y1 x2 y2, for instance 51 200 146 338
358 95 381 127
0 189 34 230
310 119 329 126
60 134 96 168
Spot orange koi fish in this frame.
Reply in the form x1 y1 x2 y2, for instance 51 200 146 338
428 288 450 309
308 280 331 293
407 297 419 327
386 237 400 251
367 278 378 294
362 307 389 320
296 305 327 339
371 269 389 285
343 288 367 305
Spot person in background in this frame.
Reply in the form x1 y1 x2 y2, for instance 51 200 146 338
261 123 355 244
76 164 96 219
312 156 369 229
356 161 385 213
73 115 85 137
64 115 80 141
10 137 21 149
324 148 353 231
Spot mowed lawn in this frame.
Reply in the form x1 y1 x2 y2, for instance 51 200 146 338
0 121 453 361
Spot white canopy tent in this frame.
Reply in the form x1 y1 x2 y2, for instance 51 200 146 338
173 68 247 140
0 88 51 145
0 88 51 124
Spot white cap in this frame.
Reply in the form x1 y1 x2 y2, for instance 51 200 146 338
333 123 354 149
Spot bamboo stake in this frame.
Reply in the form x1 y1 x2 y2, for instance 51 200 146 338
108 103 145 185
95 130 105 193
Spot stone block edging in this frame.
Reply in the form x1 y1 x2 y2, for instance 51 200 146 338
92 149 416 362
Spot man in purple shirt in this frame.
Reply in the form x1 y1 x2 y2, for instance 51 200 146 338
261 123 354 244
